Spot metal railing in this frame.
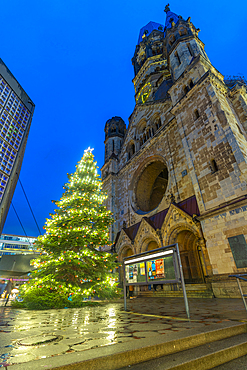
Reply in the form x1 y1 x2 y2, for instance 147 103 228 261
229 274 247 311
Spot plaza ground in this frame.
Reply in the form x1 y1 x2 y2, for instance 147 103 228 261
1 297 247 369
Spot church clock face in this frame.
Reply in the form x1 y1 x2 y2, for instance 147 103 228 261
137 83 152 104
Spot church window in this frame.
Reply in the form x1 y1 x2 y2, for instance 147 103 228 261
179 28 187 36
189 79 194 89
174 51 181 65
169 35 176 46
183 85 189 95
131 143 135 156
127 142 135 160
112 140 114 152
194 109 200 120
135 161 169 212
156 118 162 129
187 43 193 57
210 159 218 173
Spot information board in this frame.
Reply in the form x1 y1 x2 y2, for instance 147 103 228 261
124 251 177 285
123 243 190 319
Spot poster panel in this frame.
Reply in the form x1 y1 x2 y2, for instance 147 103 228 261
125 262 146 284
147 255 175 282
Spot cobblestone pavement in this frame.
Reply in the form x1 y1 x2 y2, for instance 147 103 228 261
0 297 246 368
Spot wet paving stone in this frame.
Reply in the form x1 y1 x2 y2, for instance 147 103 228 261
0 297 246 366
17 334 61 346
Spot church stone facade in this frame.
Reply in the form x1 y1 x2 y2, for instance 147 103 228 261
101 6 247 297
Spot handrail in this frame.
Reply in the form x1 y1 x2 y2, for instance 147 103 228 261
229 274 247 282
229 274 247 312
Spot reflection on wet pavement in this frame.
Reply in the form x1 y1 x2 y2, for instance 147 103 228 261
0 297 244 367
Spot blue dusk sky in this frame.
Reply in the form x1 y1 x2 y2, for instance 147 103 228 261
1 0 247 237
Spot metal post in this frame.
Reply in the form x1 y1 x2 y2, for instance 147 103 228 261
175 243 190 320
236 278 247 312
123 263 127 311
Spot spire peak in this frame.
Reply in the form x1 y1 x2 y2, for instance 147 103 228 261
164 4 170 13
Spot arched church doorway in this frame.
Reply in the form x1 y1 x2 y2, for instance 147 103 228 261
175 230 204 283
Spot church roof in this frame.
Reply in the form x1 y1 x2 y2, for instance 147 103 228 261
137 8 184 46
137 21 164 44
113 195 200 249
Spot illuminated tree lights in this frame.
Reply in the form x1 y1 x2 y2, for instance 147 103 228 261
15 148 120 309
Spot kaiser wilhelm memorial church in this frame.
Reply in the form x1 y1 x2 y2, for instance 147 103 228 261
101 6 247 298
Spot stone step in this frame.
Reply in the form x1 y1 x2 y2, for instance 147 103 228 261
118 332 247 370
184 284 212 291
137 290 214 298
12 323 247 370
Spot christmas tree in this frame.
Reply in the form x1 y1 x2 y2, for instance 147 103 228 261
15 148 120 309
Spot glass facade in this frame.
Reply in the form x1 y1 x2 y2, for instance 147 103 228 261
0 234 37 258
0 76 31 200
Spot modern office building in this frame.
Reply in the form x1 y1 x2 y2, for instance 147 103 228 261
0 59 35 233
0 233 37 258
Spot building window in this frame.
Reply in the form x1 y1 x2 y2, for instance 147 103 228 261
189 79 194 89
175 51 181 65
179 28 187 36
183 85 189 95
187 43 193 57
209 159 218 173
128 142 135 160
156 118 162 130
194 109 200 120
169 35 176 46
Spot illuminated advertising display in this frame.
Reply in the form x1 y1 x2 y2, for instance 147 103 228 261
147 255 175 282
123 244 190 319
125 254 176 284
125 262 146 284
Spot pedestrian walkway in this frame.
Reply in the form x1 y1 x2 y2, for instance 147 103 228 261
0 297 247 369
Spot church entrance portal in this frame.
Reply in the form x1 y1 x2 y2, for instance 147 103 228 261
175 230 204 283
